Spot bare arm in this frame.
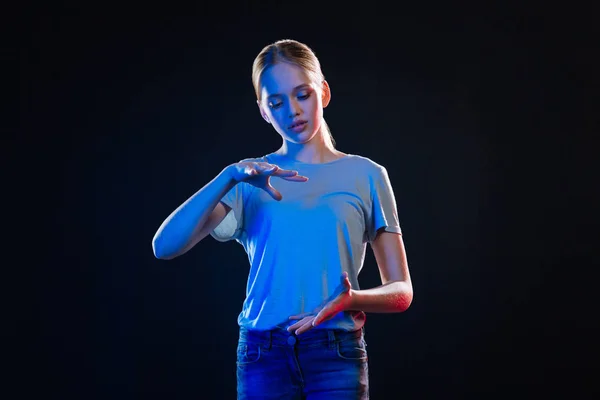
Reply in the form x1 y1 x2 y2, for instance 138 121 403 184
152 165 237 260
287 231 413 334
152 160 309 260
350 230 413 312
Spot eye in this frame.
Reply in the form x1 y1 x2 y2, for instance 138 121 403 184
268 101 283 109
298 92 311 100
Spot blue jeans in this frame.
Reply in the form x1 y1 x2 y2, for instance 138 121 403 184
236 325 369 399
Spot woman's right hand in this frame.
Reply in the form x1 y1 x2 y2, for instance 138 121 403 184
227 161 308 201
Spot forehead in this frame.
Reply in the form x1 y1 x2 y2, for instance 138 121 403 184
260 62 313 96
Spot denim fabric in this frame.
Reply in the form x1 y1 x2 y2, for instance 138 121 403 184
236 325 369 399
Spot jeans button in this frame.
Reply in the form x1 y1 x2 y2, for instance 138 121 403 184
287 335 296 345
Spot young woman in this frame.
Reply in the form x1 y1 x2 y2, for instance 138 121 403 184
152 39 413 399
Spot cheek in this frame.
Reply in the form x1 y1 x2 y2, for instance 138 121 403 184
270 112 282 124
310 97 322 113
266 109 280 124
269 114 286 130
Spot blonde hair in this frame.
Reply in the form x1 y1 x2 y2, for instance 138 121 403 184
252 39 336 149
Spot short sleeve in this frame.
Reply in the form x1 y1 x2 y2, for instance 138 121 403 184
365 166 402 243
210 182 247 243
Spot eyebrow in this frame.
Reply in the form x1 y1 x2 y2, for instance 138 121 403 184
266 84 312 99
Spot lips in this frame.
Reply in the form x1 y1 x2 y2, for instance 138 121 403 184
289 120 307 129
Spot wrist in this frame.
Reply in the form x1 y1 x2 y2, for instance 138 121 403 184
347 288 361 311
222 164 238 184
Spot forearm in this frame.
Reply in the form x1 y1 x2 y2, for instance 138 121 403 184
152 165 237 259
349 280 413 313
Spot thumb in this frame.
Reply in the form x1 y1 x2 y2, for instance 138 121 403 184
313 306 330 327
341 271 350 284
341 272 352 291
265 180 282 201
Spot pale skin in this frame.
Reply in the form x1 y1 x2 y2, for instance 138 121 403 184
256 62 345 164
234 62 414 335
288 229 413 335
153 61 413 330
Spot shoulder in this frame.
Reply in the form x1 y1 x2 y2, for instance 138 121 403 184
345 154 388 176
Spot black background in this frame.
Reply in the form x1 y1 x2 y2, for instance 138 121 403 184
13 2 598 399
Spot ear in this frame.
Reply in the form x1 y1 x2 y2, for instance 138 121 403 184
321 80 331 108
256 99 271 124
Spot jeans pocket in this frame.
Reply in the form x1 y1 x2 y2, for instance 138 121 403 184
236 341 262 365
336 337 368 361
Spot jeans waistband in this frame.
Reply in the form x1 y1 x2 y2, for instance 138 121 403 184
239 325 364 349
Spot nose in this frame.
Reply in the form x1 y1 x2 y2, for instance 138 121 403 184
289 99 301 117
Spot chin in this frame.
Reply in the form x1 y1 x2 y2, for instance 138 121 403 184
294 134 317 145
297 127 320 143
280 131 316 144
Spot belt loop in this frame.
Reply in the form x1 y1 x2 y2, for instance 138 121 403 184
328 330 336 350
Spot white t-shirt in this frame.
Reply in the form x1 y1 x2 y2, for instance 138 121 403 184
211 152 402 331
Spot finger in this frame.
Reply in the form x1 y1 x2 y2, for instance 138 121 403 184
314 300 342 326
313 307 334 327
287 317 312 332
271 168 297 177
294 318 316 335
270 168 309 181
259 179 282 201
281 175 309 182
259 164 279 175
289 312 313 320
244 166 258 176
342 271 351 289
287 320 304 332
265 176 285 201
266 187 282 201
313 307 327 327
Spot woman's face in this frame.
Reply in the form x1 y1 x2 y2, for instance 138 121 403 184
258 62 330 145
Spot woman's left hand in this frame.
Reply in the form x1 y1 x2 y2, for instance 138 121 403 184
288 271 354 335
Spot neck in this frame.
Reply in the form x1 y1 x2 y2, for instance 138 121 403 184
277 130 338 164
